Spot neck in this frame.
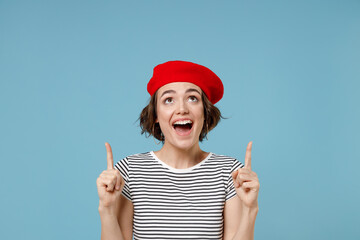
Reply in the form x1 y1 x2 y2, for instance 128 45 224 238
155 141 207 169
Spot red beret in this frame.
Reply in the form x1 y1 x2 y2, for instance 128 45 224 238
147 60 224 104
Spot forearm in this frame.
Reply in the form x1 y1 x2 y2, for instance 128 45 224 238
99 208 124 240
232 205 258 240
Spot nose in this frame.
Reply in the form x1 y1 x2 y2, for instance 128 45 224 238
176 100 189 115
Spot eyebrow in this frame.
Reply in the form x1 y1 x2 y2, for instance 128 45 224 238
160 88 201 98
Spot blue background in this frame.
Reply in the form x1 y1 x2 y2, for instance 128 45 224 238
1 0 359 239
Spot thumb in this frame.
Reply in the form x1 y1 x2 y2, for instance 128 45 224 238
231 169 238 182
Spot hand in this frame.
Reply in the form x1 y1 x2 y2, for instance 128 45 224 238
231 141 260 209
96 142 125 211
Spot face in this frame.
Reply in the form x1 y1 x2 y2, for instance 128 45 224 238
155 82 204 150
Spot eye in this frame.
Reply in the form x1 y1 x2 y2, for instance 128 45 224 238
188 96 198 102
164 97 173 104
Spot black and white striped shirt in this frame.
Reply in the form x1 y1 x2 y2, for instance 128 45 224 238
115 151 244 240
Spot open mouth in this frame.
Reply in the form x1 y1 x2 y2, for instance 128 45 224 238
172 120 193 135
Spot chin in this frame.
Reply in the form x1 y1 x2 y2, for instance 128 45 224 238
176 138 201 150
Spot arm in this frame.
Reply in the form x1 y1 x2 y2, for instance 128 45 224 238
98 187 134 240
99 207 125 240
224 141 260 240
234 206 258 240
117 195 134 240
97 143 133 240
223 195 258 240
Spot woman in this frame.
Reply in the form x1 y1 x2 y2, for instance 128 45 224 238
96 60 260 240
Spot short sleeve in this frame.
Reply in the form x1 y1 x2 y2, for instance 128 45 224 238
225 158 244 201
114 157 132 201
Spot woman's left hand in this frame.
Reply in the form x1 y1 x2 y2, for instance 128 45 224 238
231 141 260 209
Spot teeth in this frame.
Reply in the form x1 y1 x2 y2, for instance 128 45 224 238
173 120 193 125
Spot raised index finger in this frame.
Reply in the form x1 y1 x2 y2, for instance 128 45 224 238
105 142 114 170
244 141 252 169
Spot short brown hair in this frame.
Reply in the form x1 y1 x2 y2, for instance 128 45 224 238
139 91 223 142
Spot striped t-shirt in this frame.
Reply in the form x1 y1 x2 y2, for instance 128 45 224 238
114 151 244 240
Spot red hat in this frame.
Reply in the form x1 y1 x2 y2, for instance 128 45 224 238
147 60 224 104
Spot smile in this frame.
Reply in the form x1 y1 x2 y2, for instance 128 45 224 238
172 119 193 136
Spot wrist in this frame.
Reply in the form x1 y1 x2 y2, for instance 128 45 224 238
99 209 118 223
98 204 117 217
241 202 259 217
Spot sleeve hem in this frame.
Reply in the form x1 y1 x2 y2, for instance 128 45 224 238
225 191 237 202
121 192 132 202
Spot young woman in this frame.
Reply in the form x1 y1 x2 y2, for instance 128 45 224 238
96 61 260 240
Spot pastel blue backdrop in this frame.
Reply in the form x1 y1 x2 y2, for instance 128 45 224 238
1 0 359 239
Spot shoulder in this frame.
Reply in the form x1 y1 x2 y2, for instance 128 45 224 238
123 152 153 160
209 153 244 170
116 152 153 164
210 153 237 161
115 151 156 168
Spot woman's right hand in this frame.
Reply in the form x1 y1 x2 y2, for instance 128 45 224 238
96 142 125 213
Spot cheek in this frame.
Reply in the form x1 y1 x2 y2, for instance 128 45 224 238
198 117 205 130
156 106 171 122
194 106 205 127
